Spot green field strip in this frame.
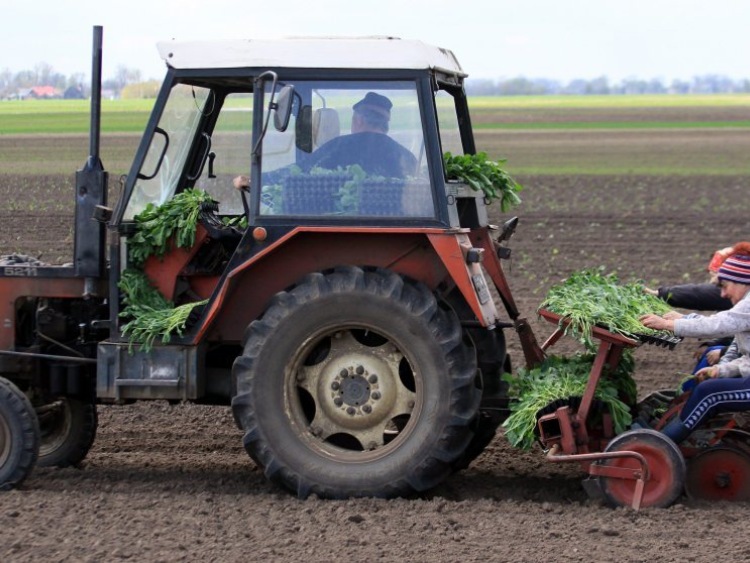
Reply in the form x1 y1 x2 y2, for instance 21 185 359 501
468 94 750 109
0 112 149 134
474 121 750 130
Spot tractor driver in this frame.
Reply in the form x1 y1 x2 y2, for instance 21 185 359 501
233 91 419 192
300 91 418 179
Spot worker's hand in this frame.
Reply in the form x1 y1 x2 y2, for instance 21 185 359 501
639 314 675 332
695 366 720 382
233 175 250 191
642 286 658 297
705 348 723 365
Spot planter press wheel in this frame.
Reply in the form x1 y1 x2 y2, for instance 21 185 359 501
685 446 750 502
599 429 686 509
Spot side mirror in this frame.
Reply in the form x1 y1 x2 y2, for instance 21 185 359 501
273 85 294 132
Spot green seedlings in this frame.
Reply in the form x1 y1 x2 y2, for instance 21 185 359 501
502 352 636 450
539 269 673 346
127 188 214 266
120 188 214 351
118 269 207 352
443 151 523 212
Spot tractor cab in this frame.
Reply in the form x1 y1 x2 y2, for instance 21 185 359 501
114 37 481 232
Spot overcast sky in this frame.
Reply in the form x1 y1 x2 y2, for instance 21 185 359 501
3 0 749 83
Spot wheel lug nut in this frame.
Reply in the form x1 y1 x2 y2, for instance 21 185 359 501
334 397 343 407
356 365 365 375
362 405 372 414
346 406 356 415
368 374 378 384
372 391 381 400
331 381 340 391
339 369 348 377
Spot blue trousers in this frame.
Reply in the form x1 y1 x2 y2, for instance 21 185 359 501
679 376 750 432
679 346 727 393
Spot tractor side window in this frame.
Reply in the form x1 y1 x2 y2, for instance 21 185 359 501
435 90 463 156
125 84 212 220
259 81 433 218
193 93 252 216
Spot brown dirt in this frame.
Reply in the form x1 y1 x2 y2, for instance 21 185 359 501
1 173 750 562
470 104 750 124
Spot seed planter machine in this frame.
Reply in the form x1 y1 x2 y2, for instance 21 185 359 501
534 309 684 509
534 309 750 508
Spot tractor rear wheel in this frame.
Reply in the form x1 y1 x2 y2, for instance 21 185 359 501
231 266 480 498
599 429 685 508
37 397 97 468
0 377 40 489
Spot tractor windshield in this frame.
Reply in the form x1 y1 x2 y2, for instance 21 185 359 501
257 80 434 218
124 84 212 220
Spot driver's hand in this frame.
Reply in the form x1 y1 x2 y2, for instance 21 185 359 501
233 175 250 191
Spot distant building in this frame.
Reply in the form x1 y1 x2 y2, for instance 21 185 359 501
64 85 85 99
25 86 61 99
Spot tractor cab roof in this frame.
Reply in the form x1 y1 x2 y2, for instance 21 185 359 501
156 36 466 77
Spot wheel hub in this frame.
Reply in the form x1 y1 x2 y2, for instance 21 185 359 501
293 329 417 450
686 446 750 501
319 356 395 430
338 368 372 407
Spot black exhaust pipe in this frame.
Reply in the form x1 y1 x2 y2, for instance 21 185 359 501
74 25 108 279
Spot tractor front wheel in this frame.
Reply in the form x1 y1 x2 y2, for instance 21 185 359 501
36 397 97 468
231 266 480 498
0 377 40 489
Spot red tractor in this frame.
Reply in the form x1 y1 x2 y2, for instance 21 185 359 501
0 28 544 496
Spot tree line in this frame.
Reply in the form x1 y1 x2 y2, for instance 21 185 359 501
3 63 749 99
466 75 750 95
0 63 147 99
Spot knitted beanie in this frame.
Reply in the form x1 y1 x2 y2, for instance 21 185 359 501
718 254 750 285
707 246 734 272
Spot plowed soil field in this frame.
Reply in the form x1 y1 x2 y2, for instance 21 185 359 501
1 165 749 561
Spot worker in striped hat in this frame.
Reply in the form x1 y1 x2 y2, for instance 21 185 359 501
640 243 750 444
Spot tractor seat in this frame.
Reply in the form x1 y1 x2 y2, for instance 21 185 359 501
312 108 340 149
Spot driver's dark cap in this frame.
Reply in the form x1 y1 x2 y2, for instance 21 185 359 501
353 92 392 120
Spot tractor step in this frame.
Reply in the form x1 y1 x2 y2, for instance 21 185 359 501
97 341 204 401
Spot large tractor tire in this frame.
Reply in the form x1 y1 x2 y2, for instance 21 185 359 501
36 397 97 468
231 266 481 498
0 377 40 489
443 289 509 471
450 331 509 471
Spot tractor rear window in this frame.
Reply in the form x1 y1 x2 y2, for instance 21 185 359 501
258 81 433 218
